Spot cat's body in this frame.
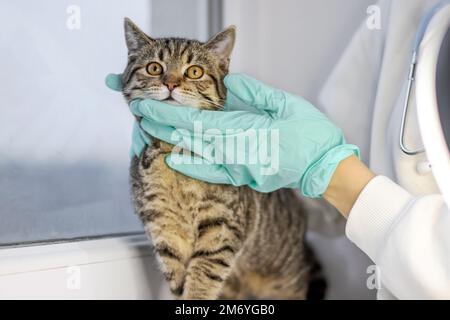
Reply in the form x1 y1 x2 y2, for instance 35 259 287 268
130 142 314 299
122 18 325 299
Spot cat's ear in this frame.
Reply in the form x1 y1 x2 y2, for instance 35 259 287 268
124 17 154 54
204 26 236 68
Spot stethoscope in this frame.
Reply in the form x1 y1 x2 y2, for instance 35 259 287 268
400 0 450 155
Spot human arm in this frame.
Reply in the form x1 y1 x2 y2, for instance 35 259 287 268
323 155 375 217
346 174 450 299
325 155 450 299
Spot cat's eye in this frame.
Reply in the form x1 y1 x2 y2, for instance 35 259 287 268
146 62 163 76
185 65 204 79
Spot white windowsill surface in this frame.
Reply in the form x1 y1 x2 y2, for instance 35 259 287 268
0 235 171 299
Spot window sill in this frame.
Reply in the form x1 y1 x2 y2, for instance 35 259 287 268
0 234 170 299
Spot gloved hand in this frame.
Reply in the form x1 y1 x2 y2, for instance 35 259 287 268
105 73 151 157
128 73 359 197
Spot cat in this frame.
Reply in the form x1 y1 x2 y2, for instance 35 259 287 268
121 18 326 300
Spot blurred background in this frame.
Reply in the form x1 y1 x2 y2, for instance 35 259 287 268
0 0 375 299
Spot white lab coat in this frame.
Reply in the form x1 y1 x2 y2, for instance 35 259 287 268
319 0 450 299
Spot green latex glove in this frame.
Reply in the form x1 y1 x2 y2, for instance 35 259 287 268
105 73 123 92
105 73 150 157
128 73 359 197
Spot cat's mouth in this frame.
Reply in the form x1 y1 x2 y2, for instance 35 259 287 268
162 97 181 106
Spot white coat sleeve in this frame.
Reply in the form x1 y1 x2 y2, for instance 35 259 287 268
346 176 450 299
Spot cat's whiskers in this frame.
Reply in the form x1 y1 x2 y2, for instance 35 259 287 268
178 93 226 110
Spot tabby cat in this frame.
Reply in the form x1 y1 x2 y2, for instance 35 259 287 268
121 18 325 300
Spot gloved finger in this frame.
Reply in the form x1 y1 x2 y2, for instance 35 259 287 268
224 73 285 113
140 118 178 144
129 99 144 117
165 154 238 185
105 73 123 91
130 122 151 158
131 99 269 132
136 122 151 144
141 118 218 163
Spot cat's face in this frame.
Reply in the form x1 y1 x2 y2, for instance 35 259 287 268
122 18 235 110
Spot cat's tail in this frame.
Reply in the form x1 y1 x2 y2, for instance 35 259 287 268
305 244 328 300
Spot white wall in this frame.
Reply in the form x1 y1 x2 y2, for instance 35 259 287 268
224 0 373 103
224 0 376 300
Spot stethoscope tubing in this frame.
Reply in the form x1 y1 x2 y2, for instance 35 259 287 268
399 0 450 155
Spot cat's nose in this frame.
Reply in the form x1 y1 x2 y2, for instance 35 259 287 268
164 81 180 91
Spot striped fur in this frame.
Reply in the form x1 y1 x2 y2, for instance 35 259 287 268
122 18 326 300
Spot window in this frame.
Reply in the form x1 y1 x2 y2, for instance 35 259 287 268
0 0 221 245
